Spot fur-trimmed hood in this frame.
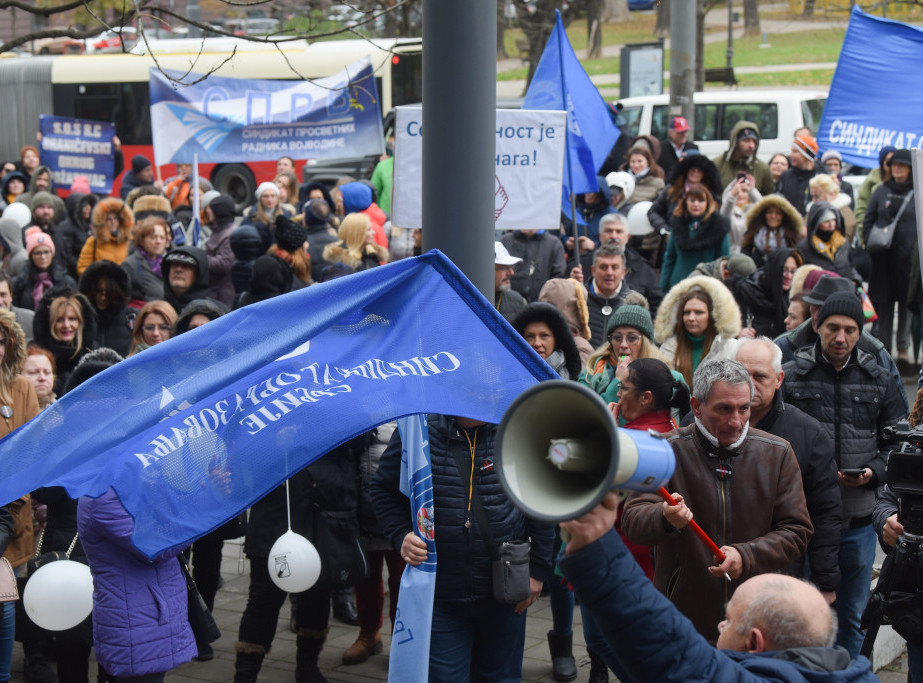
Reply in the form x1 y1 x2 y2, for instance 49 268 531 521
91 197 134 244
511 302 582 380
744 194 804 235
78 259 131 309
665 154 724 198
0 309 27 381
653 275 742 344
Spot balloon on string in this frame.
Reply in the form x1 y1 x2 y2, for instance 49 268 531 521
627 201 655 236
267 531 321 593
23 560 94 631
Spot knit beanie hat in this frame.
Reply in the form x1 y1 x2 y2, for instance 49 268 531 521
30 191 56 210
820 150 842 165
25 226 55 256
793 134 818 160
817 291 863 328
70 176 92 195
255 181 278 201
725 253 757 278
131 155 152 175
605 304 654 341
274 214 308 253
303 198 332 227
208 195 236 223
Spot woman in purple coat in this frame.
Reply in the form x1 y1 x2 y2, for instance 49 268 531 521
76 488 196 682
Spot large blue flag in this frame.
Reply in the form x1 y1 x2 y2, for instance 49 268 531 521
818 7 923 167
389 414 436 681
0 251 555 558
523 11 620 218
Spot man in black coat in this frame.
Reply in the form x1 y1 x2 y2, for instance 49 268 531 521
733 337 842 601
657 116 700 177
776 134 826 216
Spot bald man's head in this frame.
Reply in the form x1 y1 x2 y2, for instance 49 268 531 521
717 574 836 653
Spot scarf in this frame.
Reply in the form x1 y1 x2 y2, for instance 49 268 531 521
754 226 784 255
695 416 749 451
811 229 845 263
141 249 164 278
631 167 650 181
546 348 568 380
32 272 53 310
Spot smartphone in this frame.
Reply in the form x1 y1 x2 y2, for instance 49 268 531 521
736 171 747 181
841 468 865 477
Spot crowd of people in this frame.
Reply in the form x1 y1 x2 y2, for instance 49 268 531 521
0 118 918 683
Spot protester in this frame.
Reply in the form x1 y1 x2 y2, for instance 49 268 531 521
77 197 134 276
20 345 56 409
322 213 389 272
268 214 312 288
128 300 177 356
796 201 860 282
28 192 67 265
537 277 594 366
242 182 286 254
57 192 99 279
855 146 895 226
785 291 810 331
32 288 97 394
768 152 791 185
203 195 237 308
303 199 339 284
173 298 228 336
712 122 775 195
659 184 730 291
119 154 159 200
0 213 29 278
238 217 307 307
370 148 394 215
122 216 170 303
18 146 40 187
730 247 803 338
655 276 742 388
561 180 611 257
624 145 664 203
777 134 825 215
647 154 723 240
273 172 299 215
740 194 803 269
78 260 133 357
808 174 856 243
657 116 699 176
0 274 32 341
1 172 27 207
582 244 633 347
337 182 387 248
229 223 264 297
13 228 76 311
720 172 762 254
161 247 213 312
500 230 567 302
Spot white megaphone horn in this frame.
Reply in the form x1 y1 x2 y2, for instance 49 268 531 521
496 381 676 522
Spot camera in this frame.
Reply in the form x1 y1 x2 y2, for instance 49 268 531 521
883 420 923 537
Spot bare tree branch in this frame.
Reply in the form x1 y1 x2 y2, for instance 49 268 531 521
0 0 85 16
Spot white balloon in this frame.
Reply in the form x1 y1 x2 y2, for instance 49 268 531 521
267 531 321 593
1 203 31 229
24 560 94 631
627 201 654 236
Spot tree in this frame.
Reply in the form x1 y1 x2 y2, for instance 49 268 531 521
587 0 603 59
655 0 670 37
513 0 557 89
743 0 760 37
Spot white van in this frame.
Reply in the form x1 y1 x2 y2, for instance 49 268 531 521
615 89 828 161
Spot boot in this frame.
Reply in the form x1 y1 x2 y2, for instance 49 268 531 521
587 647 609 683
342 629 382 665
547 631 577 682
233 642 266 683
295 628 329 683
23 654 57 683
332 588 359 625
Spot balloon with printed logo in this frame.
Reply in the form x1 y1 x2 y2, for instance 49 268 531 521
268 530 321 592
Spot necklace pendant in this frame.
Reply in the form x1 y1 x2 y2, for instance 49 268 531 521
0 406 11 419
601 305 613 316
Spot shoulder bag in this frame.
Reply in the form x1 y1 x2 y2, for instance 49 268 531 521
867 191 914 254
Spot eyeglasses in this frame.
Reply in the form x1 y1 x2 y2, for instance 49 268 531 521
610 333 642 344
782 267 798 276
142 324 171 334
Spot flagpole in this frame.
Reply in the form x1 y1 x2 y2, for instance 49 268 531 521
556 11 582 270
192 154 201 247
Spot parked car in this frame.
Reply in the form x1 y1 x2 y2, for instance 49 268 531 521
614 88 828 161
64 27 138 54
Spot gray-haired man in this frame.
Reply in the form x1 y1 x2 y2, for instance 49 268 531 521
622 358 813 642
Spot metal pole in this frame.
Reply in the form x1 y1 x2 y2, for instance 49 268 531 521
669 0 697 130
422 0 497 299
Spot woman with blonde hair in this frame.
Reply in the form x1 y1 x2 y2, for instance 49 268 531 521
273 172 300 215
33 288 96 394
322 213 389 271
129 300 177 356
77 197 134 275
654 276 741 388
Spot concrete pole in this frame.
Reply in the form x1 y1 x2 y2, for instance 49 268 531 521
421 0 497 300
669 0 697 131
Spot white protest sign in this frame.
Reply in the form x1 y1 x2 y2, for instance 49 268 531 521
391 107 566 230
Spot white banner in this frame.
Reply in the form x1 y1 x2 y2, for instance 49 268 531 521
391 107 566 230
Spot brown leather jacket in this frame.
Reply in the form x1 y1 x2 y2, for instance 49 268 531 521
621 424 813 641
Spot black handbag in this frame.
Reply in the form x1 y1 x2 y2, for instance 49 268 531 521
179 557 220 645
26 529 78 576
310 505 368 590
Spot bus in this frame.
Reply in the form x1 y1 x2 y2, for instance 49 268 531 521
0 37 422 206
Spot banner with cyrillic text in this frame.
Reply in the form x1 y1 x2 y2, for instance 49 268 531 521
0 251 555 559
149 57 384 164
818 7 923 167
391 107 566 230
39 115 116 194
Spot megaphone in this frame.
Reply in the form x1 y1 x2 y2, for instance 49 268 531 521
497 381 675 522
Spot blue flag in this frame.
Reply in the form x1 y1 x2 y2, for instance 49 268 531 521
389 414 436 681
818 7 923 167
0 251 555 559
523 11 620 215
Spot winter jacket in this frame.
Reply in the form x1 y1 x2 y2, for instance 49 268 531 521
500 230 566 302
237 253 293 307
576 244 663 315
796 202 860 282
863 178 917 313
495 287 528 324
560 530 876 683
586 280 633 349
305 222 339 284
77 488 196 677
720 180 763 255
740 194 803 269
16 166 67 218
728 246 798 338
78 260 134 356
712 120 775 196
371 415 554 601
648 154 724 236
776 159 828 216
774 318 908 413
660 211 731 292
12 260 76 311
782 342 906 525
118 168 150 200
753 391 842 593
622 424 813 639
121 248 164 303
162 246 214 312
205 218 235 308
0 217 27 278
56 192 98 278
629 173 664 203
230 223 264 294
854 167 883 227
657 139 699 177
78 198 134 275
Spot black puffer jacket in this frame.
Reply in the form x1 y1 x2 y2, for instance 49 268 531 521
371 415 555 602
776 159 827 215
782 342 906 525
728 246 798 338
754 392 842 593
647 154 723 236
244 433 369 559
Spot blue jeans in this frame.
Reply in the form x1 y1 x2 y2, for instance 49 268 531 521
0 600 13 682
836 524 877 658
580 603 634 682
429 598 526 682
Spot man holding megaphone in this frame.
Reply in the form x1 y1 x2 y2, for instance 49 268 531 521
621 358 813 643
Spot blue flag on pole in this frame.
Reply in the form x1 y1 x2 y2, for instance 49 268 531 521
523 10 620 216
389 414 436 681
0 251 555 558
818 7 923 167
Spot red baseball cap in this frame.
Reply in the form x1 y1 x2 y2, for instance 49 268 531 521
670 116 690 132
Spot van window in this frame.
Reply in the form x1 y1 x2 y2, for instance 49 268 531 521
620 105 644 138
651 104 717 140
801 99 825 135
722 104 777 140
